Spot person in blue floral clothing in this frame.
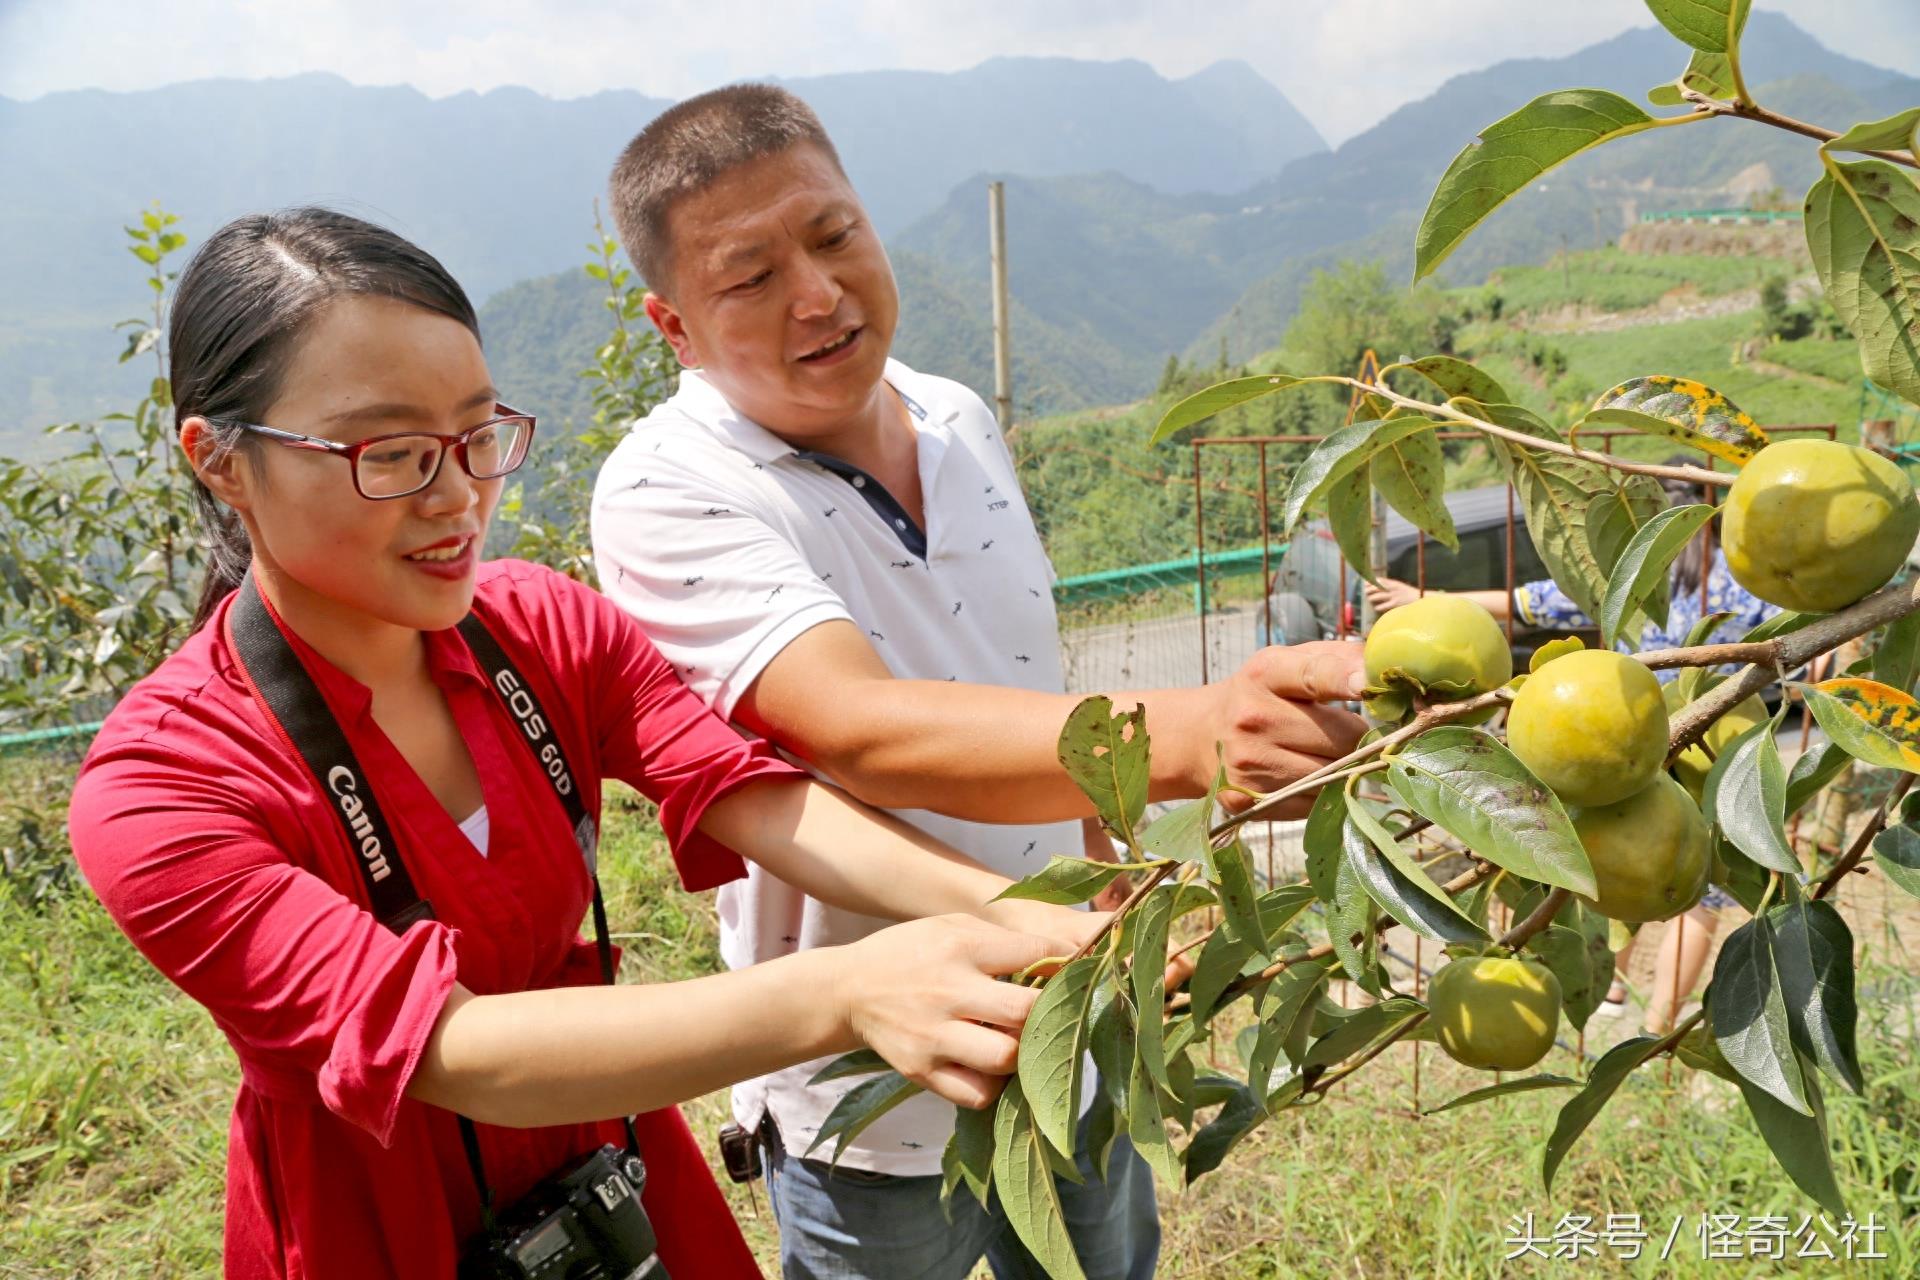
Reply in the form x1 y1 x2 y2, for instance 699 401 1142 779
1363 461 1779 1038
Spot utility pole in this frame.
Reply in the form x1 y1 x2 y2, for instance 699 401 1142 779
988 180 1013 434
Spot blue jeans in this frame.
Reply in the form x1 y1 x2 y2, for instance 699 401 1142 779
760 1106 1160 1280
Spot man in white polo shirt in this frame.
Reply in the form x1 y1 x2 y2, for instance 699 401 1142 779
591 85 1367 1280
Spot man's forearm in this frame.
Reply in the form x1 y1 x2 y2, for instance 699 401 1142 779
754 679 1220 823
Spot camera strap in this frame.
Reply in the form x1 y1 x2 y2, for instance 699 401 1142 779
227 576 643 1230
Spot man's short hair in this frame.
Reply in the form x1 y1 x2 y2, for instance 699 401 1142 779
609 83 845 295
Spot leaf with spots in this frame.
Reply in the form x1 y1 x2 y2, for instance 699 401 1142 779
1057 696 1151 847
1473 402 1649 621
1805 158 1920 406
1281 416 1441 534
1152 373 1315 444
1415 90 1664 280
1585 375 1770 465
1797 678 1920 773
1370 422 1459 552
1385 727 1596 897
1325 463 1378 587
1387 354 1512 406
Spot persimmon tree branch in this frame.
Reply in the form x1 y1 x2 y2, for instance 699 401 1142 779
1661 574 1920 761
1328 377 1733 488
1679 90 1920 170
1814 771 1916 901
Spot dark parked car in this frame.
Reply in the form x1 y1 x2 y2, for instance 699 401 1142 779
1257 485 1584 664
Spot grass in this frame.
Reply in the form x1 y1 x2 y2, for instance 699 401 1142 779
6 746 1918 1277
1482 249 1774 318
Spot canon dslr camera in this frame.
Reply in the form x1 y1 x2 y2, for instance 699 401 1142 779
459 1144 666 1280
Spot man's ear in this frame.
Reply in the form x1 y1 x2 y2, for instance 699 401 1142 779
644 292 699 369
179 417 254 513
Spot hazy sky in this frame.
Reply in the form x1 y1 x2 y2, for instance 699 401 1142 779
1 0 1915 145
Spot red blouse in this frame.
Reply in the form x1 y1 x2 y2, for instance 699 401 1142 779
69 560 797 1278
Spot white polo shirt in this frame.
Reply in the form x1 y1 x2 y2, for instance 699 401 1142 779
590 357 1082 1176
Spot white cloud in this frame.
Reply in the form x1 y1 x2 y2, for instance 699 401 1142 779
1 0 1914 144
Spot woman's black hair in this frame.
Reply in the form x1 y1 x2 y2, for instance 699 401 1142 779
170 207 480 631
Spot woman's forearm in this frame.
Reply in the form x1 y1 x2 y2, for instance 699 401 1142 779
696 777 1017 922
410 948 853 1127
1454 588 1514 620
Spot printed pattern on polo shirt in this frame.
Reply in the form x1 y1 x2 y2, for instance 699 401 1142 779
590 359 1083 1176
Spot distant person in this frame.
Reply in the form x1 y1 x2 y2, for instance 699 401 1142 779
590 84 1368 1280
65 208 1103 1280
1364 461 1782 1033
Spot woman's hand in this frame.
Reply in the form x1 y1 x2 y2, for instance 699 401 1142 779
830 914 1065 1109
1363 576 1424 614
976 897 1108 955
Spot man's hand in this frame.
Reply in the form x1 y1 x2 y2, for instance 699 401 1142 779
1363 576 1424 615
1207 640 1369 817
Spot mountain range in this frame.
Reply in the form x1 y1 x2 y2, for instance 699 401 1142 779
3 10 1915 445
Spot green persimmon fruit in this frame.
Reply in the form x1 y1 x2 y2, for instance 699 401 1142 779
1722 439 1920 613
1571 774 1711 923
1507 649 1667 807
1363 595 1512 721
1430 956 1562 1072
1663 681 1768 800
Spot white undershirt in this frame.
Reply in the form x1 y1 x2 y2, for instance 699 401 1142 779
457 804 490 858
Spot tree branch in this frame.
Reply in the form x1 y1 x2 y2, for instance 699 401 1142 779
1679 92 1920 171
1663 576 1920 762
1814 771 1915 901
1331 378 1733 489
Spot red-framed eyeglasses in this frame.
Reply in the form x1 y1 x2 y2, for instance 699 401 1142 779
218 403 537 500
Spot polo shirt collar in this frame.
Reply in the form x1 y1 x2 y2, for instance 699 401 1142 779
671 359 963 465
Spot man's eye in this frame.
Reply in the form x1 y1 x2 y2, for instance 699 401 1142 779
823 228 852 248
733 271 771 292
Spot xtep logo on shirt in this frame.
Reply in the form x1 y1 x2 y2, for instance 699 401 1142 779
325 766 391 882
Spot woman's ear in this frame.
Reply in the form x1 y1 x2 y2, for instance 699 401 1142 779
179 417 254 513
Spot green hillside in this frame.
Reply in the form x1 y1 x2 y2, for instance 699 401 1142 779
1015 236 1878 581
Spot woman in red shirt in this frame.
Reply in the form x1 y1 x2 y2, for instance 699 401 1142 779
67 208 1095 1279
